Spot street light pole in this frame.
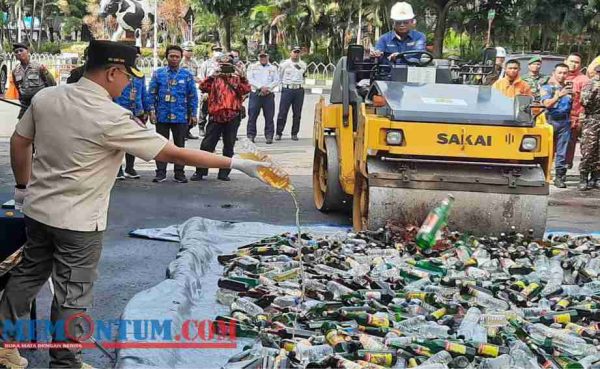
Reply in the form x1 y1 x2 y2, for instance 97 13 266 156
153 0 158 70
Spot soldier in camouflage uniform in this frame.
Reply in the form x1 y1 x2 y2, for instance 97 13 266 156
522 56 550 100
578 65 600 190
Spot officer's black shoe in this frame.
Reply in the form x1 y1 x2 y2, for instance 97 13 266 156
217 175 231 181
187 132 199 140
124 168 140 179
275 134 282 141
152 174 167 183
266 138 273 144
578 173 590 191
174 174 188 183
247 136 255 143
190 172 204 181
117 168 125 180
291 135 299 141
554 171 567 188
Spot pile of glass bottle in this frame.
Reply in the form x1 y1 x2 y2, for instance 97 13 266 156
213 225 600 369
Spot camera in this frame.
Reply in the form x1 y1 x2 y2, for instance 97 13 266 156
219 63 235 74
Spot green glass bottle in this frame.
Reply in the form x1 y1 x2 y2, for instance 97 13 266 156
416 195 455 251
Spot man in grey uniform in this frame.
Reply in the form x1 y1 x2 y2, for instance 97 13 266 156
1 40 268 369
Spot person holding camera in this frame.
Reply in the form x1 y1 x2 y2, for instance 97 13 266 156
541 63 574 188
191 55 251 182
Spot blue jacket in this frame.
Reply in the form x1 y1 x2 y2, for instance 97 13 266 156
541 84 572 125
114 76 149 117
149 67 198 124
375 30 427 65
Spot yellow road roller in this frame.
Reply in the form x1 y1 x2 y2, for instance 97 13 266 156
313 45 553 237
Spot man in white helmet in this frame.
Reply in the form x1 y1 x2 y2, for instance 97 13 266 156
371 2 426 65
483 46 507 85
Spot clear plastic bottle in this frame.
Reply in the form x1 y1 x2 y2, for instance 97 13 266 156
272 296 301 308
470 291 510 311
415 323 450 338
216 288 238 306
478 354 511 369
326 280 354 298
458 307 487 343
421 351 452 366
480 313 507 328
230 297 264 317
237 138 293 191
294 343 333 363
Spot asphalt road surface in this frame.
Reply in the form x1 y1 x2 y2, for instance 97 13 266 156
0 92 598 368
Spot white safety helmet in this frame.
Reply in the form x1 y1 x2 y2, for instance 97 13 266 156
495 47 507 58
390 2 416 22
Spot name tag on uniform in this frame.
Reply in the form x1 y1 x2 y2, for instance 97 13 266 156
164 94 172 102
179 80 185 84
407 42 415 46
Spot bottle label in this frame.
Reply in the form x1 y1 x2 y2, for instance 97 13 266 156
368 315 390 328
282 341 296 352
565 323 585 335
418 213 439 236
326 331 346 347
478 344 500 357
445 342 467 355
522 283 539 297
407 292 427 301
431 308 447 320
556 299 570 309
364 353 393 367
553 313 571 324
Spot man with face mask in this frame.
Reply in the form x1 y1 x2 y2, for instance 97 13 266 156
371 2 426 65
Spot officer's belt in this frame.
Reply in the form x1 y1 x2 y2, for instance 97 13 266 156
283 84 303 89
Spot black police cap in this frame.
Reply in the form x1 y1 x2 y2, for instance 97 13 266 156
86 40 143 78
13 43 28 51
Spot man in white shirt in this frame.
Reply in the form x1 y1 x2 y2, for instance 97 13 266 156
246 49 280 144
276 46 307 141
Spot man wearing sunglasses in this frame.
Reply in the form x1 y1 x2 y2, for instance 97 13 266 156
11 43 56 119
371 2 426 65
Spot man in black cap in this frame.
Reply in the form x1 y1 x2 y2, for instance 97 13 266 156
246 49 280 143
11 42 56 118
3 39 269 368
276 46 307 141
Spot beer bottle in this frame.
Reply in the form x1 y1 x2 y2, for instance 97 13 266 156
415 195 454 251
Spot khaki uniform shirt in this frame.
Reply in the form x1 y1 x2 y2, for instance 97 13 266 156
15 77 168 232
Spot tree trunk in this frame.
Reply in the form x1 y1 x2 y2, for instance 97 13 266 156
223 16 232 51
432 1 453 58
29 0 36 49
37 0 45 50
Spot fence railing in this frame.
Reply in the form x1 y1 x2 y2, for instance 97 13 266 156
2 54 337 90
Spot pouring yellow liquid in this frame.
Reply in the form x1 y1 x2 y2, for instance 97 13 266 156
238 152 294 192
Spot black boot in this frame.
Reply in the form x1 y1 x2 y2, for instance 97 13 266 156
578 172 589 191
554 169 567 188
590 171 600 189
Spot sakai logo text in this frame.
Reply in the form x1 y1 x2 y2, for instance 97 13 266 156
437 133 492 146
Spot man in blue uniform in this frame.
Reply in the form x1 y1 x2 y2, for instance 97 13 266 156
115 47 149 180
371 2 426 65
149 45 198 183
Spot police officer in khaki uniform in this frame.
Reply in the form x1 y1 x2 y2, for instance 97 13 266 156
1 40 269 369
12 43 56 118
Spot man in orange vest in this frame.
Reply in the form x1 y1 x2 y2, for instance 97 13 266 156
492 59 533 98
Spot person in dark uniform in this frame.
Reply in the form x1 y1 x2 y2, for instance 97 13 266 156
11 43 56 118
